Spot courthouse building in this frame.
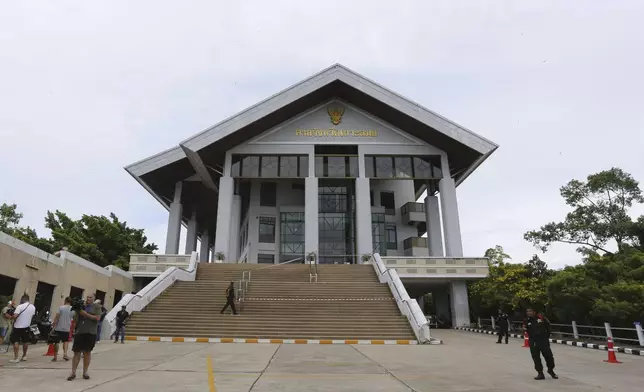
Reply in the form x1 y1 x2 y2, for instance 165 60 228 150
126 64 497 270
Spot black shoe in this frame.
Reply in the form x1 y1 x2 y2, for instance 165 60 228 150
496 341 502 344
505 341 509 344
534 373 545 380
548 370 558 379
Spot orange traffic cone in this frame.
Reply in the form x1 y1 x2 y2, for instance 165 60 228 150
44 344 55 356
603 337 622 364
522 332 530 348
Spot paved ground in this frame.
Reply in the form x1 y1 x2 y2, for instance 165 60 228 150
1 330 643 391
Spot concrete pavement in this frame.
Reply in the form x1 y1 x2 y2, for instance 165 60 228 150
1 330 642 391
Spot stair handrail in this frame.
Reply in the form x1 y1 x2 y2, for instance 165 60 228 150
241 256 304 282
370 253 431 344
309 259 318 283
103 251 199 340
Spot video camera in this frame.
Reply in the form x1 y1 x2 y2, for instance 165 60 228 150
6 307 16 316
70 297 85 312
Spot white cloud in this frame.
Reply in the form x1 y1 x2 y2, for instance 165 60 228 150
1 0 643 268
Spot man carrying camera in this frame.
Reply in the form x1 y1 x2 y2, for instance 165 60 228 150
68 293 102 381
8 294 36 364
0 300 15 352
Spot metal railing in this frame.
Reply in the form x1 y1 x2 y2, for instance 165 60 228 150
309 260 318 283
238 256 305 307
475 316 644 347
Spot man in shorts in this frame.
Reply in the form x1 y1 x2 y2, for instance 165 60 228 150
9 294 36 363
51 297 74 362
68 293 101 381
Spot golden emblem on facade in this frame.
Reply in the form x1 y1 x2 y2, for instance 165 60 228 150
327 107 345 125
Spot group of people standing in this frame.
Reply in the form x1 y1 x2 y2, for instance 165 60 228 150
0 293 130 381
495 308 558 380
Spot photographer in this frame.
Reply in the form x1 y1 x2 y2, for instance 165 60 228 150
68 294 101 381
8 294 36 364
1 300 15 351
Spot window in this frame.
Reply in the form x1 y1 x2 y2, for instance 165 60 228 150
394 157 413 178
413 157 432 178
260 156 279 177
258 217 275 243
260 182 277 206
375 156 394 178
380 192 395 215
258 254 275 264
372 213 386 255
386 225 398 250
241 156 260 177
315 156 360 178
370 191 374 207
231 155 308 178
280 212 305 258
280 156 299 177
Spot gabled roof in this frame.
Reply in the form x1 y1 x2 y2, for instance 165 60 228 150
125 64 498 219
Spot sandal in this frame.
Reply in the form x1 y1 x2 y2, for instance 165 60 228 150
51 358 57 362
63 356 70 361
67 374 76 381
83 374 90 380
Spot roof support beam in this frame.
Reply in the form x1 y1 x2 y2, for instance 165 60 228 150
180 145 218 192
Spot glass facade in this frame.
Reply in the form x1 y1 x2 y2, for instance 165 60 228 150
371 213 386 256
318 180 356 264
280 212 305 262
364 155 442 179
315 156 359 178
231 155 308 178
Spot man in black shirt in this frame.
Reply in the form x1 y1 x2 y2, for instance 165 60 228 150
113 306 129 344
220 282 237 315
524 308 558 380
496 309 510 344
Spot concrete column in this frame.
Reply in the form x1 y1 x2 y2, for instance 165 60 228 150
199 229 210 262
184 211 198 254
228 195 242 263
355 177 372 260
434 289 450 321
165 181 183 254
439 156 463 257
214 176 234 261
424 195 444 256
450 281 471 327
304 177 318 257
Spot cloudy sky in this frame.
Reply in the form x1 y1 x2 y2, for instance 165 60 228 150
1 1 643 269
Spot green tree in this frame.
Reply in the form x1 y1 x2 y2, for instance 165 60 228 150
524 168 644 254
0 203 23 233
484 245 511 265
45 211 157 269
0 202 157 270
469 246 549 318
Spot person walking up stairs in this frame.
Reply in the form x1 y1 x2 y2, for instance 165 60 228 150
220 282 237 315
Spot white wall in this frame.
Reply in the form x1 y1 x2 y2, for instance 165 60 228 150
369 179 420 256
242 179 306 263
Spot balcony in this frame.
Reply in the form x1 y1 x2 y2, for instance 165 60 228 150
129 254 192 277
380 256 489 279
401 202 427 232
402 237 428 256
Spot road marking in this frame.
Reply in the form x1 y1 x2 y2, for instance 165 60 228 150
125 336 418 345
207 355 216 392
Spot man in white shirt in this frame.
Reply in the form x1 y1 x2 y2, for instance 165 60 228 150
9 294 36 363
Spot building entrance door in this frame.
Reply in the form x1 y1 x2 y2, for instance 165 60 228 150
318 179 356 264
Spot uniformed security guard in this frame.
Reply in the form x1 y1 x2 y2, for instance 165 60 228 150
524 308 558 380
496 309 509 344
